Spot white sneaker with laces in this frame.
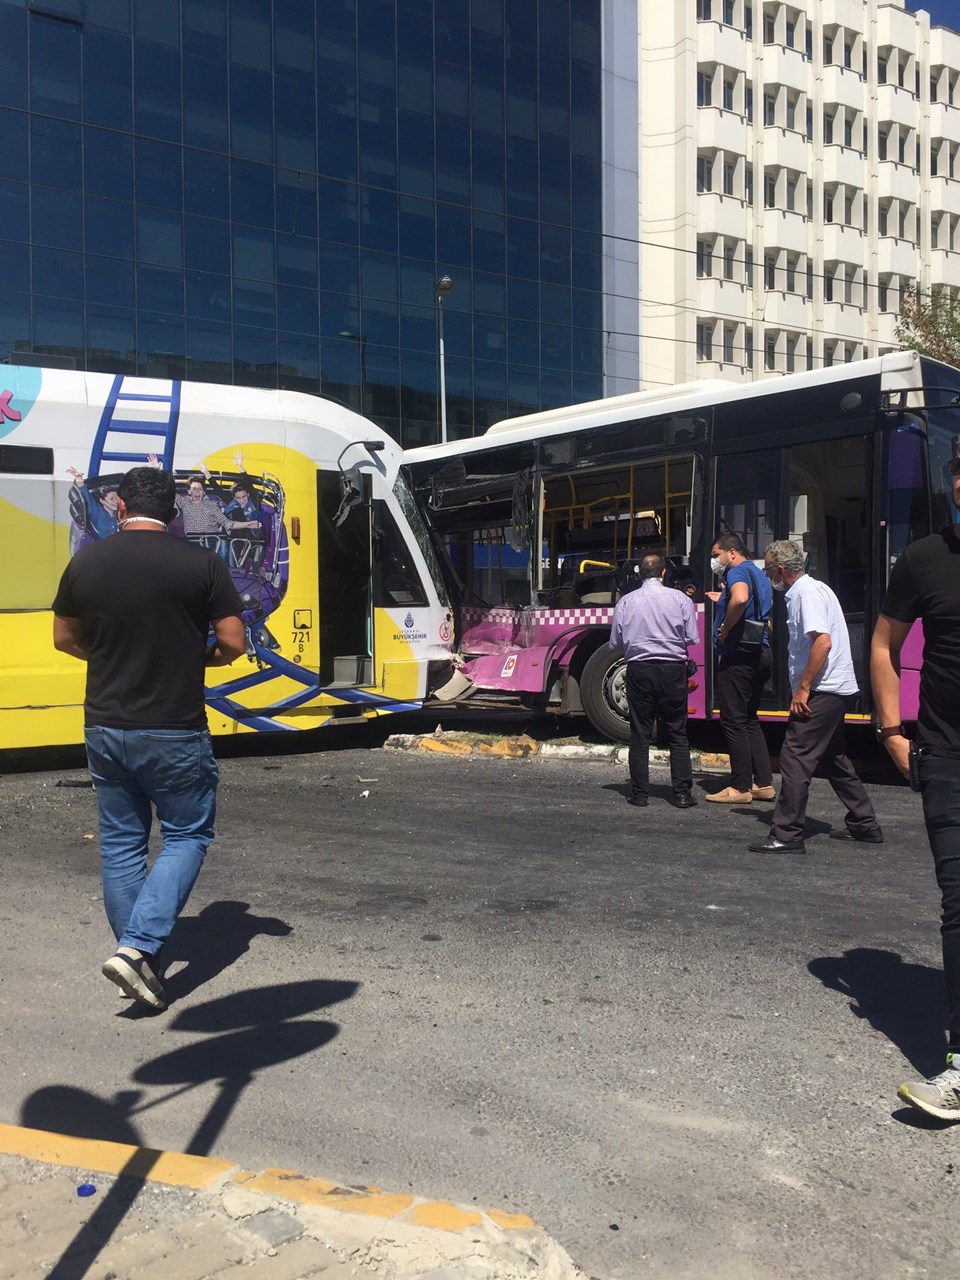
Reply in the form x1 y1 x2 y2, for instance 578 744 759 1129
898 1055 960 1121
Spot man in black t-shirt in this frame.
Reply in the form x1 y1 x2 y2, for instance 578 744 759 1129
53 467 245 1011
871 455 960 1120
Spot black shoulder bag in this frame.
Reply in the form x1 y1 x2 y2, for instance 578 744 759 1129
733 562 767 653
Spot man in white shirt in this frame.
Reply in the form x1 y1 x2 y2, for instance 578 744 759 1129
747 539 881 854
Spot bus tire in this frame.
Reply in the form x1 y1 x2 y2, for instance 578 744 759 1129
580 645 631 744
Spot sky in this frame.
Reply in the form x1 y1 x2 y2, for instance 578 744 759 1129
906 0 960 30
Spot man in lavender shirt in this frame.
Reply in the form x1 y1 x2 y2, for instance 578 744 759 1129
609 554 700 809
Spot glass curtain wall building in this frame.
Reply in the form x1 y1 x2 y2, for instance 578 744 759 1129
0 0 607 444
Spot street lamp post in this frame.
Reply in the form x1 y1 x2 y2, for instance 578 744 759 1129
436 275 454 444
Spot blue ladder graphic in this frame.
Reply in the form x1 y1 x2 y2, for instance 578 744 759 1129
88 374 181 476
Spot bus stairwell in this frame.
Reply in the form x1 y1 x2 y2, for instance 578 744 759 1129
88 374 181 475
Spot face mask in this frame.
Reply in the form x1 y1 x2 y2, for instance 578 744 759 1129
770 575 786 593
710 556 723 577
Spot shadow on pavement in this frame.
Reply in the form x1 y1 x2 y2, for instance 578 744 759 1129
807 947 945 1076
161 899 292 1003
22 978 359 1280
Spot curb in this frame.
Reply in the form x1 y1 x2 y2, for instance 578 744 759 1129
0 1124 580 1279
385 730 731 773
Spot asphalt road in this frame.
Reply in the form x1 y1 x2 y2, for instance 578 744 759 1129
0 733 955 1280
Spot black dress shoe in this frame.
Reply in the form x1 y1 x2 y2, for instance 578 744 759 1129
748 834 807 854
673 793 698 809
627 795 648 807
849 826 884 844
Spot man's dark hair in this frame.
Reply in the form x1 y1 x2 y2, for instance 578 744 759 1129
640 554 665 580
118 467 177 522
713 532 749 557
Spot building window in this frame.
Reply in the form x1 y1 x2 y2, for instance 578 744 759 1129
764 172 777 207
899 206 909 239
844 115 853 148
723 0 735 25
844 193 854 226
786 176 798 211
765 253 777 289
786 97 796 131
764 94 776 127
697 71 713 107
745 327 754 367
806 183 813 219
745 247 754 286
785 20 795 49
898 133 906 164
863 122 868 156
723 78 734 110
931 75 939 103
878 56 888 85
786 334 797 372
724 242 736 279
823 34 833 64
824 190 835 222
878 129 888 161
806 104 813 140
844 342 857 363
805 27 813 60
879 203 889 236
844 268 854 304
696 323 713 361
844 41 853 70
765 334 777 370
723 161 735 195
824 111 834 145
746 84 754 122
763 12 775 43
806 260 814 298
697 240 714 277
932 217 939 250
697 0 712 17
932 146 939 177
745 165 754 203
745 5 753 38
723 324 735 363
878 281 889 311
697 154 714 192
825 270 834 302
786 256 797 292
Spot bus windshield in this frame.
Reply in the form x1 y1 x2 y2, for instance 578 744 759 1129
921 359 960 530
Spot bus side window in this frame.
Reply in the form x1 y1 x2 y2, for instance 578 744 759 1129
885 423 929 570
789 436 868 614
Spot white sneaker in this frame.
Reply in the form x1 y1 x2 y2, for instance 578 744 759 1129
102 948 167 1011
898 1056 960 1121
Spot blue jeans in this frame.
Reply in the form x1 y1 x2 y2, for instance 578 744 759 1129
84 726 219 956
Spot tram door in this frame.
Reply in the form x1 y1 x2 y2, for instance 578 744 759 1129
316 469 373 686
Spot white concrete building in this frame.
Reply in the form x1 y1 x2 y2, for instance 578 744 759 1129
637 1 960 388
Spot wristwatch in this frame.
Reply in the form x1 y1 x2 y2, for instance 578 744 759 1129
874 722 905 741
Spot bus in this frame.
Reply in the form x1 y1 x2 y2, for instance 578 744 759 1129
0 366 454 749
402 351 960 743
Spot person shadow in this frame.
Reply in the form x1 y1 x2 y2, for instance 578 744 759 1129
159 900 292 1004
808 947 946 1079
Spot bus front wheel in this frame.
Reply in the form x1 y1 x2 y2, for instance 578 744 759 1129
580 645 631 744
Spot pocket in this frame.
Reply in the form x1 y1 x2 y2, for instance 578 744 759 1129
140 730 207 791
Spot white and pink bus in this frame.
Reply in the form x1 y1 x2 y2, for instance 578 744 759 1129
404 351 960 743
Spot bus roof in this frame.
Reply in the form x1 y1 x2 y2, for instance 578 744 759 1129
403 351 923 465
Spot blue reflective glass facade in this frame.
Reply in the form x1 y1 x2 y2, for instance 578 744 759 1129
0 0 605 443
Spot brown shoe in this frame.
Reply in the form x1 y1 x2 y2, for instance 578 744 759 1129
705 787 753 804
751 784 777 801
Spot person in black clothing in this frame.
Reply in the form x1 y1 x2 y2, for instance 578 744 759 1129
52 467 245 1012
705 532 776 804
872 456 960 1119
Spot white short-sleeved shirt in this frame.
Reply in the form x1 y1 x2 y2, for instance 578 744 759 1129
784 574 859 697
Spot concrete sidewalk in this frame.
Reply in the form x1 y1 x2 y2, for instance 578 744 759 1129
0 1125 579 1280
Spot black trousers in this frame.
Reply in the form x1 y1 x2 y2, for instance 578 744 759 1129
626 660 693 799
716 648 773 792
770 690 877 843
919 753 960 1048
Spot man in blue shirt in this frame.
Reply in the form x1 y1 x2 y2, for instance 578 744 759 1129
609 554 700 809
706 533 775 804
